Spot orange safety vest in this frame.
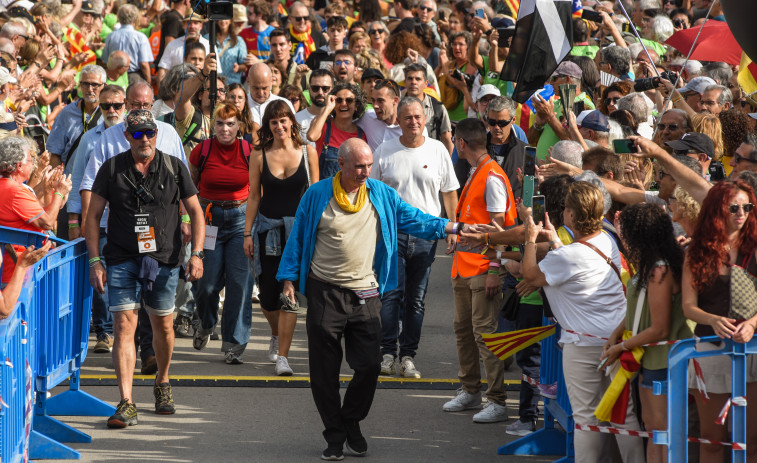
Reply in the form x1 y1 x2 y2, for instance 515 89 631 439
451 157 517 278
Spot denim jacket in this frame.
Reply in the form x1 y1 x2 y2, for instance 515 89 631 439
276 177 449 296
250 213 295 280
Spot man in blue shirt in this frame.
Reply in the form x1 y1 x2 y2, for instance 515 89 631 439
102 4 154 85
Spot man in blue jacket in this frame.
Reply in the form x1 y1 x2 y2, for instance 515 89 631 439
278 138 465 461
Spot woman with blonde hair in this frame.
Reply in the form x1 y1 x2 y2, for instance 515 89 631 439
690 112 724 161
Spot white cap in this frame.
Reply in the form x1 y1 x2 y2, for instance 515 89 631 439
476 84 500 101
0 67 16 86
575 110 594 126
749 112 757 121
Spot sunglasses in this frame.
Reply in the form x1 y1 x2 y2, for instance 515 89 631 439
335 97 355 104
129 130 157 139
729 203 754 214
310 85 332 93
657 123 679 131
419 5 433 11
291 15 309 22
604 97 620 105
374 79 399 96
369 28 384 35
735 154 757 164
100 102 124 110
488 117 513 128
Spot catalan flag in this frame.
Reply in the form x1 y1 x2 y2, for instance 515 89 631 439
503 0 519 17
64 27 96 72
483 324 556 360
738 52 757 105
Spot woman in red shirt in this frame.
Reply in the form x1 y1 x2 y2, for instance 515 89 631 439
189 103 255 365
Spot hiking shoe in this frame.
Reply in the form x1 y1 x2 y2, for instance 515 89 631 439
225 351 243 365
399 356 421 378
321 445 344 461
173 314 192 338
93 334 113 353
193 328 210 351
473 402 508 423
506 419 536 436
268 335 279 362
154 382 176 414
345 421 367 456
275 356 293 376
442 388 482 412
380 354 395 375
107 399 138 428
539 382 558 400
140 355 158 375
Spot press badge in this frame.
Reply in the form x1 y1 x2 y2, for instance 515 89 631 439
204 225 218 250
137 227 157 253
135 214 150 232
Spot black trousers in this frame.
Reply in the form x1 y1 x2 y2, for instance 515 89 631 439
306 277 382 446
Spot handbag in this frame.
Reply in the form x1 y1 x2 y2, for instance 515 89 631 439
730 253 757 321
500 285 520 321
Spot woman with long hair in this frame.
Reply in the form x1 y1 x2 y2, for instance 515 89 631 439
244 100 318 375
600 203 690 463
205 19 248 84
439 31 476 123
227 83 255 141
367 20 391 69
682 180 757 463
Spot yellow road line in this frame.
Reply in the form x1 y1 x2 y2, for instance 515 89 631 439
79 374 521 385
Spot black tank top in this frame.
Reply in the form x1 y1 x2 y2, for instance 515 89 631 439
259 146 309 219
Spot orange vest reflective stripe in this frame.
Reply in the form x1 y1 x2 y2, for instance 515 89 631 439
451 158 517 278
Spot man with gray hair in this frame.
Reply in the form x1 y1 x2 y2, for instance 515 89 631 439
403 63 453 153
486 95 527 198
700 84 732 115
617 92 653 138
0 21 28 54
550 140 584 168
371 96 459 380
106 51 130 90
287 1 327 53
599 46 632 80
102 4 154 84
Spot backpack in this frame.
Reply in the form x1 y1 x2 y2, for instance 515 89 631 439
428 96 445 140
160 109 206 147
195 138 252 183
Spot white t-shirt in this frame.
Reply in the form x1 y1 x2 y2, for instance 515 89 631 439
466 165 510 213
539 232 626 346
371 136 459 216
249 93 295 125
356 110 428 151
295 108 317 148
157 36 210 70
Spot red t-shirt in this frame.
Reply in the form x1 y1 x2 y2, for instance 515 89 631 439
0 178 45 283
315 121 367 158
189 139 250 201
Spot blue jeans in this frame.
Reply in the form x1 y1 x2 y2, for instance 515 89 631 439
91 229 112 338
380 232 437 359
192 202 253 354
514 302 543 422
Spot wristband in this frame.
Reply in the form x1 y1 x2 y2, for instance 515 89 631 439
55 192 64 199
487 269 499 275
549 239 560 247
68 223 80 229
243 234 251 237
451 222 459 235
181 214 191 223
496 250 502 260
68 220 79 224
621 341 629 351
488 262 500 268
524 241 536 246
88 256 101 265
501 258 513 266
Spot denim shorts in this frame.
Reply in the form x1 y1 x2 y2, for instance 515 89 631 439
641 367 668 389
107 259 179 316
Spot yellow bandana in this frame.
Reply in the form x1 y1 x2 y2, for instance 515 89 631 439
332 172 367 213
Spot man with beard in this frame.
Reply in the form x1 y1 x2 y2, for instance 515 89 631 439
156 11 209 87
68 84 127 355
296 69 335 147
332 49 357 84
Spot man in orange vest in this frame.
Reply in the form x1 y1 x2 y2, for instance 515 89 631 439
443 118 517 423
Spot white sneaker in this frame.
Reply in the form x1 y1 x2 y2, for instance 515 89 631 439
506 419 536 436
442 388 482 412
252 284 260 303
399 356 421 378
275 356 293 376
380 354 395 375
268 336 279 362
473 402 508 423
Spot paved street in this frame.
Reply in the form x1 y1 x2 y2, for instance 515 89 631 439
44 246 561 462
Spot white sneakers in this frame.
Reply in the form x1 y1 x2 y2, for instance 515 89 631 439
442 389 482 412
472 402 508 423
380 354 396 375
275 356 293 376
399 356 421 378
268 335 279 363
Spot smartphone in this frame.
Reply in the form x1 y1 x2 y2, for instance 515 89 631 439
532 195 545 224
475 8 485 18
523 146 537 176
581 9 603 23
596 357 609 372
439 11 445 21
573 101 585 115
613 138 637 154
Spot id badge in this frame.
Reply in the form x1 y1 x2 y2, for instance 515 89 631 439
137 227 157 253
204 225 218 250
135 213 150 233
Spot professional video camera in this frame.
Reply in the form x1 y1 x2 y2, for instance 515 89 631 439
192 0 233 20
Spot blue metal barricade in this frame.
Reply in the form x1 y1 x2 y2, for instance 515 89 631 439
498 320 575 462
653 336 757 463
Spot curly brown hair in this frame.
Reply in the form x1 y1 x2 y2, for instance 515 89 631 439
598 81 633 115
384 31 423 65
719 109 752 156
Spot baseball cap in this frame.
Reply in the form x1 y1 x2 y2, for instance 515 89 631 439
491 17 515 30
125 109 157 133
81 0 99 14
678 76 716 95
551 61 582 80
577 110 609 132
361 68 384 82
665 132 715 158
0 67 17 86
476 84 501 101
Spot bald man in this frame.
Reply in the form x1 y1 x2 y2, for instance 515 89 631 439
106 51 131 90
277 138 463 460
247 62 295 125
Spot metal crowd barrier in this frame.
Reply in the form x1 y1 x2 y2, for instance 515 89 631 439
0 226 114 460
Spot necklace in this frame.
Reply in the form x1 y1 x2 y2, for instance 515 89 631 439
473 152 488 167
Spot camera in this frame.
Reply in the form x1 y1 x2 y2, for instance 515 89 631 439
191 0 233 20
134 184 155 205
451 69 475 89
660 70 678 83
709 161 726 182
634 77 661 92
672 18 687 29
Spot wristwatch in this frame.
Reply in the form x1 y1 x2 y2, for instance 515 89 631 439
191 250 205 260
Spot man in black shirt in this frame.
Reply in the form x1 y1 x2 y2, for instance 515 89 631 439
156 0 190 65
85 109 205 429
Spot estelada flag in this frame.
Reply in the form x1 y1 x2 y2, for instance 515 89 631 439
483 324 556 360
64 27 96 72
738 52 757 104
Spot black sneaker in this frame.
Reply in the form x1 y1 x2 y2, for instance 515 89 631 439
345 421 367 456
173 314 192 338
320 445 344 461
107 399 138 428
154 382 176 414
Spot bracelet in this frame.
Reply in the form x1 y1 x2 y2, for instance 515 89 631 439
55 191 64 199
479 245 490 255
496 250 502 260
672 95 682 104
88 256 101 265
457 223 465 235
489 262 500 268
68 223 80 229
533 120 545 131
68 220 79 224
485 232 490 249
88 260 103 268
549 239 560 247
243 234 252 237
181 214 191 223
487 269 499 275
524 241 536 246
621 341 629 351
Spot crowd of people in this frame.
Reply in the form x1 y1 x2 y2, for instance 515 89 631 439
0 0 755 460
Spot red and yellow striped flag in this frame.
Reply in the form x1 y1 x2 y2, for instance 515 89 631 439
503 0 519 17
738 52 757 104
64 28 96 72
483 324 556 360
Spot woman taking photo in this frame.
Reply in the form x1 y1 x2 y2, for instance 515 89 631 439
190 103 255 365
520 181 644 463
439 31 476 124
600 203 691 463
682 180 757 463
244 100 318 376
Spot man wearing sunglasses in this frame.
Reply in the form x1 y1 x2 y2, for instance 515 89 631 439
296 69 335 147
665 132 716 179
287 2 327 59
654 108 690 149
729 134 757 178
85 109 205 429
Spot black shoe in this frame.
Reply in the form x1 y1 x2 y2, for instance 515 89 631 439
173 314 192 338
320 445 344 461
141 355 158 375
345 422 367 456
154 382 176 414
107 399 138 428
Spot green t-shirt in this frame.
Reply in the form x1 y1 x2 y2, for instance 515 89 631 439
448 63 470 123
639 38 666 58
481 56 514 97
570 45 599 59
535 92 595 160
107 72 129 90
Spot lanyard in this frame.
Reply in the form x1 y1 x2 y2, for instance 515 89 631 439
81 100 101 133
456 157 493 221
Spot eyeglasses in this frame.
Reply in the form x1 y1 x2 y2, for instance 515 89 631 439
16 34 28 41
100 102 124 110
657 123 679 131
488 117 513 128
368 28 384 35
290 97 300 104
419 5 433 11
81 81 104 89
129 130 157 139
129 101 152 110
291 15 309 22
604 97 620 105
657 170 670 180
334 60 353 66
729 203 754 214
735 154 757 164
335 97 355 104
374 79 400 96
310 85 332 93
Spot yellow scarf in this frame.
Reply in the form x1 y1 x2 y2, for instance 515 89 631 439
289 24 316 58
332 172 367 213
